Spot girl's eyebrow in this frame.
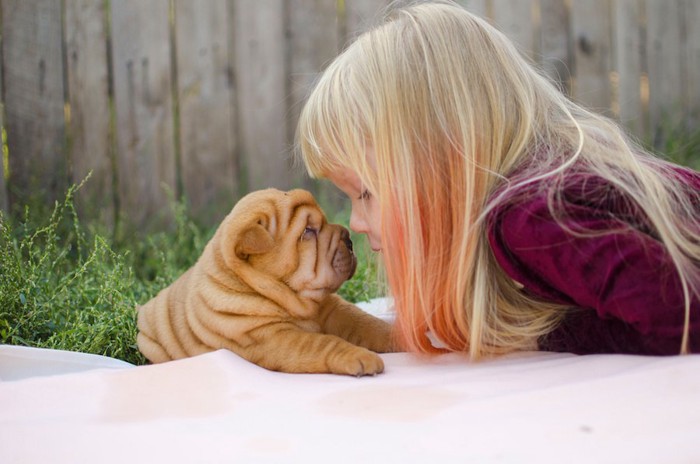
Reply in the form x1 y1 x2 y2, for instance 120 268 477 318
345 173 363 192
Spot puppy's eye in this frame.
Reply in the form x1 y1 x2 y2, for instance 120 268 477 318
301 226 317 240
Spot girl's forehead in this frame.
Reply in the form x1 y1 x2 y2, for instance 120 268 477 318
326 166 363 190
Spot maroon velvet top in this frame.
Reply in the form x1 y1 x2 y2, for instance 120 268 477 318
486 165 700 355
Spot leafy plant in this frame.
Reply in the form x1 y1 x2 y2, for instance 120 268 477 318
0 182 148 364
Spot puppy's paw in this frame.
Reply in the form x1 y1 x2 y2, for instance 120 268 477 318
330 346 385 377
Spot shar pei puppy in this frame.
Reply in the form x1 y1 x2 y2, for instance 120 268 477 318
137 188 395 376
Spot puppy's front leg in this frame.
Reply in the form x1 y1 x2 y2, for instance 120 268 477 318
244 322 385 376
317 294 398 353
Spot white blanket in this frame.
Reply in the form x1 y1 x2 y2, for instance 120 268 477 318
1 343 700 463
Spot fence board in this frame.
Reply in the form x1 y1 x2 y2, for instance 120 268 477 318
681 0 700 128
0 32 6 214
1 0 66 209
570 0 613 113
456 0 488 19
344 0 390 42
65 0 113 226
646 0 683 147
110 0 176 227
174 0 237 223
232 0 289 192
612 0 644 137
287 0 340 196
539 0 572 95
491 0 536 61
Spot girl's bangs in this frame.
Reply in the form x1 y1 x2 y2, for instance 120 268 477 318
297 52 370 179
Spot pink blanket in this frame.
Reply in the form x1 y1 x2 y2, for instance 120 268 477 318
1 346 699 463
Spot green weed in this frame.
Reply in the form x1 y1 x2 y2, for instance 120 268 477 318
0 182 148 364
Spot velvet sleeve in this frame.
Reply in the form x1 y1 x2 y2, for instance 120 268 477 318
487 188 700 354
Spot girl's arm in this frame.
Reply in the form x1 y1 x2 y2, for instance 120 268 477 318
488 190 700 355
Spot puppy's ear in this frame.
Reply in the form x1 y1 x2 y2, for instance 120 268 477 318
235 221 274 259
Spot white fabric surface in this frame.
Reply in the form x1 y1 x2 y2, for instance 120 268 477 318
0 344 133 381
2 344 700 463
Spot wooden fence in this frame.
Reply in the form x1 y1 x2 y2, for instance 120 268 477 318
0 0 698 229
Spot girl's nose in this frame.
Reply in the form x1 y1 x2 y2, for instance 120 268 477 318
349 208 368 235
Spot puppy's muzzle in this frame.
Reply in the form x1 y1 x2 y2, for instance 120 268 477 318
333 228 357 280
343 235 353 254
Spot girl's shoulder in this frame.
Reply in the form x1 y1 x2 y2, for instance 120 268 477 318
484 160 700 305
486 161 700 231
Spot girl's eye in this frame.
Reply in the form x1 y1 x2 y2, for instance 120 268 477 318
302 226 317 240
358 189 371 200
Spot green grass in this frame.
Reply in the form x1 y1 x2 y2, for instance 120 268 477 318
659 124 700 171
0 181 381 365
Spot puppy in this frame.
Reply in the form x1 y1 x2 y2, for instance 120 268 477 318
137 188 395 376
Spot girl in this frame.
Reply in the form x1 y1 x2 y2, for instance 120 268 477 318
296 1 700 357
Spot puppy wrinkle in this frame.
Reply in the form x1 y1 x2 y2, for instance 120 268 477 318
204 269 250 295
140 336 168 363
136 308 164 361
198 289 290 320
136 332 171 363
167 270 209 358
244 318 321 348
276 209 306 257
234 263 315 319
193 301 288 347
186 304 244 355
324 227 337 263
137 289 187 362
245 325 372 374
268 211 278 237
155 290 188 360
286 203 318 237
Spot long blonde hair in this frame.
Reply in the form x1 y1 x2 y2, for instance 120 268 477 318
296 0 699 357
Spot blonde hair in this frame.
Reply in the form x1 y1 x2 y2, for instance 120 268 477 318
296 0 700 357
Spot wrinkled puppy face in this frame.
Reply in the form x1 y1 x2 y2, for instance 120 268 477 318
232 189 357 302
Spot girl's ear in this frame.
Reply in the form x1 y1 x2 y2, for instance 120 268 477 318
235 221 275 259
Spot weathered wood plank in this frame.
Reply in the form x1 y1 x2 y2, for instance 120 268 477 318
174 0 237 224
287 0 340 199
232 0 289 192
110 0 176 228
539 0 572 95
1 0 66 209
0 32 6 214
570 0 613 114
455 0 489 20
681 0 700 129
65 0 113 227
612 0 644 138
344 0 390 42
645 0 683 147
491 0 537 61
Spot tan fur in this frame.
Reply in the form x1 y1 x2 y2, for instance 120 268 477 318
137 188 396 376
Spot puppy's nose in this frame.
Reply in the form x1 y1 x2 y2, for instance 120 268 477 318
341 229 353 253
